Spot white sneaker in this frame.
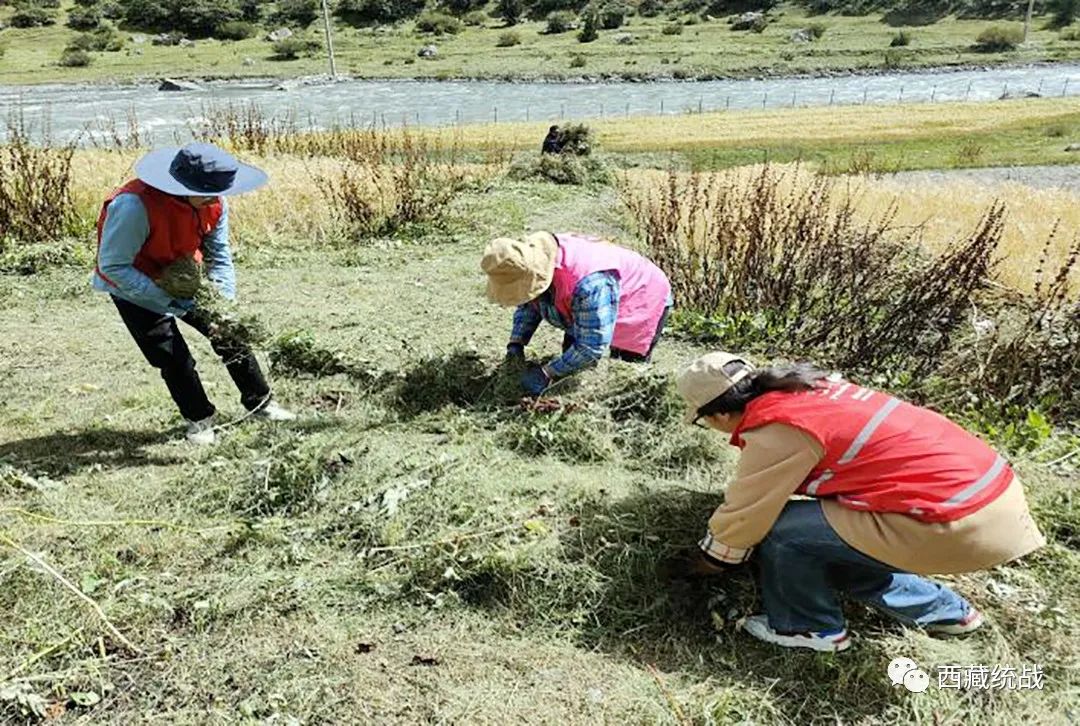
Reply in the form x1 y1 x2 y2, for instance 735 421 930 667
740 614 852 653
926 608 984 636
185 416 216 445
253 400 297 422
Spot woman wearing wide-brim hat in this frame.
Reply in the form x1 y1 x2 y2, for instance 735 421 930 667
675 352 1045 653
481 231 673 395
92 142 295 445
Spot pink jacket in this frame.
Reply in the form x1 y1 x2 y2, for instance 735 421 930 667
552 233 672 355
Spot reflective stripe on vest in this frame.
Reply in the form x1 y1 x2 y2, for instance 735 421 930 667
805 396 900 495
941 454 1007 508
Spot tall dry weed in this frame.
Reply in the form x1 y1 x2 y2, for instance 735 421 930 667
0 114 80 244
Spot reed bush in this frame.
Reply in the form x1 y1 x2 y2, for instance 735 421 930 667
620 165 1080 427
0 115 81 246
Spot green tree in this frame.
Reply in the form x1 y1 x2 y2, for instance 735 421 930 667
496 0 524 24
577 6 598 40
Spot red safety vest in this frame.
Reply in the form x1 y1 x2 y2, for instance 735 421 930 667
549 233 672 355
731 381 1013 523
94 180 222 287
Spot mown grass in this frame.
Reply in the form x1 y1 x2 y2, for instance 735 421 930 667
1 174 1078 723
1 2 1079 84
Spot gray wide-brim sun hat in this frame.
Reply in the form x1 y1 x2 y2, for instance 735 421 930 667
134 142 268 197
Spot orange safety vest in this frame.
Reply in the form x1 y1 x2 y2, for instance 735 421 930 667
94 180 222 287
732 381 1013 523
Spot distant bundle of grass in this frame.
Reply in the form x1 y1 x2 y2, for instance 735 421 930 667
157 256 269 348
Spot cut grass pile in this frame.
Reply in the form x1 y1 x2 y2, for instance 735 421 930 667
1 2 1078 85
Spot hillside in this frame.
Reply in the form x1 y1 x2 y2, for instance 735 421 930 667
0 0 1078 84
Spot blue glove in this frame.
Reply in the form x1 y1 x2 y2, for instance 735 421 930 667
506 342 525 360
520 366 550 396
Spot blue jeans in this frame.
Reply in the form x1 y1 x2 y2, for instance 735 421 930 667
756 500 972 633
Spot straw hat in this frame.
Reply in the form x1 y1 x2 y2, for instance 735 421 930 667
676 352 756 423
481 232 559 307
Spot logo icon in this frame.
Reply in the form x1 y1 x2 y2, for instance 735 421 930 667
888 657 918 685
903 669 931 693
888 657 931 693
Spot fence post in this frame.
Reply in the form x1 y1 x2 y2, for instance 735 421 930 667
862 88 868 104
791 90 797 108
1003 82 1008 98
456 109 461 125
493 107 498 123
698 97 703 114
829 89 835 106
726 95 731 110
930 84 936 102
1037 78 1044 95
560 103 566 119
600 103 604 118
762 92 767 109
415 111 420 124
660 99 665 114
625 102 630 117
525 107 529 122
965 80 973 100
898 86 904 102
1064 79 1070 97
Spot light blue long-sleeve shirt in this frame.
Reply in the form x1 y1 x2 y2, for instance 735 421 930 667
91 193 236 315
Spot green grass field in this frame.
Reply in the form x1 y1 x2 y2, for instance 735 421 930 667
2 172 1078 723
1 2 1079 84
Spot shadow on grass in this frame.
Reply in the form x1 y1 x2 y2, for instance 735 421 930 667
0 426 181 477
448 487 905 723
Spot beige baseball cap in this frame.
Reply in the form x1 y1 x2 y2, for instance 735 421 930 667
481 232 559 308
676 352 756 424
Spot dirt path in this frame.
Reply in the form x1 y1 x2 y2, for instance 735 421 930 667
885 164 1080 192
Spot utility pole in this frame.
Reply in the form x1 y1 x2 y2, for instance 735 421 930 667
320 0 338 80
1023 0 1036 44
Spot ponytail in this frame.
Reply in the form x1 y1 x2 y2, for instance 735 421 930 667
697 362 829 417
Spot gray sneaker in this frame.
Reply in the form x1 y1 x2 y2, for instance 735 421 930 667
254 401 297 422
185 416 216 445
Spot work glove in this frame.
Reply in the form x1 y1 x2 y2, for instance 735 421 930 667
169 298 196 316
506 342 526 360
520 365 551 396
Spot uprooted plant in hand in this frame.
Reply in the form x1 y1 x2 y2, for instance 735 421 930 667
157 256 269 348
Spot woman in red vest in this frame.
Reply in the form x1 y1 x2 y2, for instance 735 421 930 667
92 143 295 445
676 352 1045 652
481 232 673 395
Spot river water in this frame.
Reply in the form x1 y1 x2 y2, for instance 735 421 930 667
1 63 1078 144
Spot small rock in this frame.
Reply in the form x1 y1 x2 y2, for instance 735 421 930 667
242 57 255 66
1065 143 1080 152
418 44 438 58
274 80 299 91
179 38 195 48
159 78 202 91
411 654 440 666
730 11 765 31
614 33 636 45
790 28 813 43
151 32 183 46
131 34 146 44
267 27 293 42
999 90 1041 100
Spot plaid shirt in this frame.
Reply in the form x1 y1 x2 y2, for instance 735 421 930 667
510 271 620 378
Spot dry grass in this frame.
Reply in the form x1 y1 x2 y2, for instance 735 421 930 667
67 150 499 248
620 164 1080 293
426 98 1080 152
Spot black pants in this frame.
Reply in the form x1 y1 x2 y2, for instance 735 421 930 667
562 304 673 363
112 296 271 422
